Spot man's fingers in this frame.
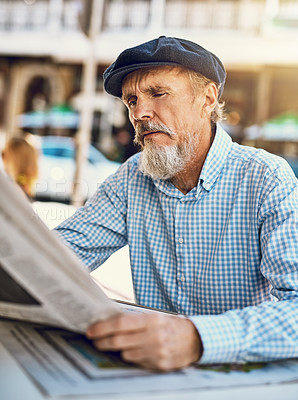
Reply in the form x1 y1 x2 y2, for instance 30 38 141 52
121 348 178 372
121 348 148 364
93 331 145 351
86 313 147 339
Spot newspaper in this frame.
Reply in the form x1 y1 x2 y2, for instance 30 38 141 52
0 171 121 333
1 319 298 397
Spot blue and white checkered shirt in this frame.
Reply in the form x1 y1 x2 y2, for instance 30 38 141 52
55 125 298 364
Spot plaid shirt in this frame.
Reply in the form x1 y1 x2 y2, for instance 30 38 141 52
55 125 298 364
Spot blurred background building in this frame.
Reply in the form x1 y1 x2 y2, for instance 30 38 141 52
0 0 297 193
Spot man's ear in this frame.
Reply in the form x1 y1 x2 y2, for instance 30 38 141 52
203 83 218 115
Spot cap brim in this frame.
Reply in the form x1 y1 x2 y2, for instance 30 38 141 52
104 61 183 98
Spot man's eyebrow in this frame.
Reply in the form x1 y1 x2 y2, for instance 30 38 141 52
122 92 135 103
147 85 171 94
122 85 171 102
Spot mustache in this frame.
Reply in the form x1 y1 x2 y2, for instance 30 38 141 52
134 121 176 145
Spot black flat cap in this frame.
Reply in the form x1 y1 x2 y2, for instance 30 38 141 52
103 36 226 98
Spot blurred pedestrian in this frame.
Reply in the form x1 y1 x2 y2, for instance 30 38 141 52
2 136 39 200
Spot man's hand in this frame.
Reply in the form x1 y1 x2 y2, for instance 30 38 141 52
86 312 202 371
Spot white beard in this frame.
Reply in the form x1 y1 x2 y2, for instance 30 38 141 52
138 134 196 180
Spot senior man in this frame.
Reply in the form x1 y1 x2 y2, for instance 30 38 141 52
56 36 298 371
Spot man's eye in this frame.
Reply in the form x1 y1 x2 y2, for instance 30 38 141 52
153 93 166 98
128 99 137 108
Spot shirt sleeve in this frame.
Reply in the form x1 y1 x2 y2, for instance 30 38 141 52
190 166 298 364
54 162 129 272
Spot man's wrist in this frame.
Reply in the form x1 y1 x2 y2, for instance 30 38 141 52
185 317 203 363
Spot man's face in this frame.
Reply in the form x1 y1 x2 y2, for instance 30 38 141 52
121 66 211 180
122 66 207 149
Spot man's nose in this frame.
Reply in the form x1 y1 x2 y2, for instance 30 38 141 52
131 99 154 121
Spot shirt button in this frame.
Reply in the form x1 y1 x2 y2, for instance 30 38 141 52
178 237 184 244
180 274 185 282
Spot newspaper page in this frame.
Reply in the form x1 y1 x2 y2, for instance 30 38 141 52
0 171 121 333
1 319 298 397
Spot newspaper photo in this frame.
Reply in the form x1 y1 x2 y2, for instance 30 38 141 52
0 170 121 333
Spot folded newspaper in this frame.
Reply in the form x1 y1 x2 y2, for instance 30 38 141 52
0 171 122 333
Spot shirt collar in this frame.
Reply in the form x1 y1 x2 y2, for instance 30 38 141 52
145 124 232 197
154 179 185 199
198 124 232 193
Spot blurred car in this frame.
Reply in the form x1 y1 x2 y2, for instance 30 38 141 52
284 156 298 178
35 136 121 202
